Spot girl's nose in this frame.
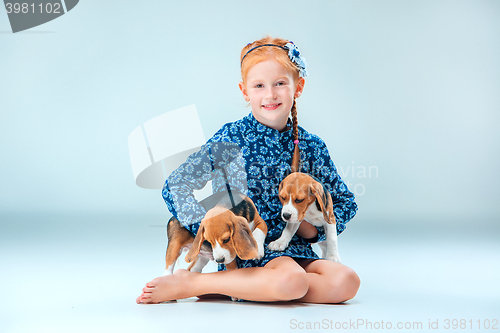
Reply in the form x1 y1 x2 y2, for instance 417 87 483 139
266 87 277 100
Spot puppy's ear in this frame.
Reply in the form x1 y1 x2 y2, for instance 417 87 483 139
310 182 335 224
279 169 292 194
284 167 291 178
185 223 205 263
231 216 258 260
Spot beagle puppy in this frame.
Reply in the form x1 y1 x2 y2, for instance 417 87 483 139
164 191 268 278
268 172 341 263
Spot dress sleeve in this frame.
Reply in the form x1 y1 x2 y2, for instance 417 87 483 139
304 137 358 240
162 143 214 235
162 127 248 236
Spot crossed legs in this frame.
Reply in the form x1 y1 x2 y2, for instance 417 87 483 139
136 256 360 304
295 258 360 303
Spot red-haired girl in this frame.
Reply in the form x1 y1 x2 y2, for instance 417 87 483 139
137 37 360 304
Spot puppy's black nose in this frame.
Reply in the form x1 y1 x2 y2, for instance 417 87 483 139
215 257 225 264
282 212 292 220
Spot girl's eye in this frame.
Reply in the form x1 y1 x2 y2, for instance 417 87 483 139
276 81 285 86
295 198 304 204
255 84 264 88
222 237 230 244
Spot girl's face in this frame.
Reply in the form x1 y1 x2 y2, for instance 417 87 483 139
239 60 305 132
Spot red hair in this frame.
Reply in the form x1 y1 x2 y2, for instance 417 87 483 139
240 36 300 85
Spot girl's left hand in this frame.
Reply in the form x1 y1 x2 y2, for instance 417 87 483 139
296 222 318 239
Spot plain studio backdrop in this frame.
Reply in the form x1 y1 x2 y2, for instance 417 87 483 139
1 1 499 333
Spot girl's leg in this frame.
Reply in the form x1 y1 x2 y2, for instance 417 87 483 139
137 256 309 304
295 258 360 304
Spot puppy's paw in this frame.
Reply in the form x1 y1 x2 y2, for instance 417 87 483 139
256 244 265 259
268 239 289 251
325 255 341 263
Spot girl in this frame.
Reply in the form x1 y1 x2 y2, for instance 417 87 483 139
137 36 360 304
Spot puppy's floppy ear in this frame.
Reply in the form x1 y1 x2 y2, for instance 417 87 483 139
279 171 292 194
231 216 258 260
284 167 291 178
310 182 335 225
185 223 205 263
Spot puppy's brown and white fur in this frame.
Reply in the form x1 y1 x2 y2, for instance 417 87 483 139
164 193 267 277
268 173 341 263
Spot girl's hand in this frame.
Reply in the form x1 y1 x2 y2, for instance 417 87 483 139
296 222 318 240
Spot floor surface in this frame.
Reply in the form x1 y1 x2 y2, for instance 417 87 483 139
1 213 499 332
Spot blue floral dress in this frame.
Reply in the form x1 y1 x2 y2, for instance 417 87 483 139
162 112 357 270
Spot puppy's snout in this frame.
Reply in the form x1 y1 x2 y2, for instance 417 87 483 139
282 212 292 220
215 257 225 264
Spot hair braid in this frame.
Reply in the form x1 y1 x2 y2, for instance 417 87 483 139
290 98 300 173
291 99 298 141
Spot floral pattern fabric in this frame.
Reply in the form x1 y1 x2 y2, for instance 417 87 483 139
162 112 357 269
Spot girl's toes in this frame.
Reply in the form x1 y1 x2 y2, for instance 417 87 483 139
135 293 151 304
140 295 152 303
146 277 161 287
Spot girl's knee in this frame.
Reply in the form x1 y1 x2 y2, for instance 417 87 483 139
274 270 309 301
333 266 360 302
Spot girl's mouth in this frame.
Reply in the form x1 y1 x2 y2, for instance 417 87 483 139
262 103 281 110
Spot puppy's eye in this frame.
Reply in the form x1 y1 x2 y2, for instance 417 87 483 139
222 237 230 244
280 196 286 201
295 198 304 203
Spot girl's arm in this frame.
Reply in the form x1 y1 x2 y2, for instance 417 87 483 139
296 222 319 240
162 143 214 235
162 130 248 235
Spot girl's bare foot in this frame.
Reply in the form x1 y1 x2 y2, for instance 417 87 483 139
136 269 196 304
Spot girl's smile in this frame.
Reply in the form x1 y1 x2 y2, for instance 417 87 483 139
239 59 304 131
262 103 282 111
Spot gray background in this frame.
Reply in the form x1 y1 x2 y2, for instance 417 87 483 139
1 0 498 221
1 1 499 332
